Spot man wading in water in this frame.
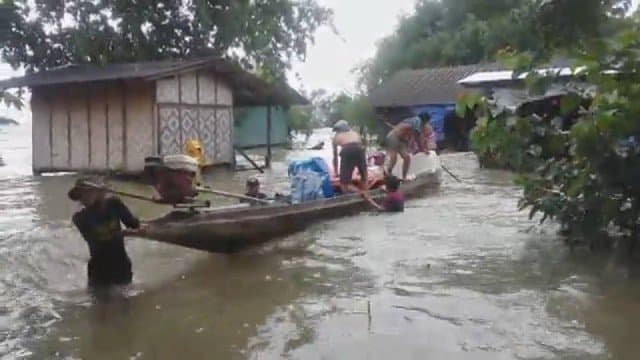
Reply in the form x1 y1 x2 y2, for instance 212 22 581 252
385 114 432 180
68 178 145 288
332 120 368 194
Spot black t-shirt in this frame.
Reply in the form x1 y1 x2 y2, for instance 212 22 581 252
72 197 140 263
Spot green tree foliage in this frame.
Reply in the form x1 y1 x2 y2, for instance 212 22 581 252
515 28 640 247
358 0 541 91
467 0 640 250
287 105 314 137
0 0 332 77
358 0 633 93
0 90 22 109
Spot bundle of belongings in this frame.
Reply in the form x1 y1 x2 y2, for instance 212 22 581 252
328 151 386 193
144 155 200 205
288 157 334 204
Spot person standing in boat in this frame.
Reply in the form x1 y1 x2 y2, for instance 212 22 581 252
385 114 431 180
332 120 368 194
68 178 145 288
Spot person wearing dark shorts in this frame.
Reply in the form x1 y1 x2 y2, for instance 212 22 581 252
339 142 367 187
332 120 368 193
385 114 430 180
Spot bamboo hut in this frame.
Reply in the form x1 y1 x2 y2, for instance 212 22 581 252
0 57 307 174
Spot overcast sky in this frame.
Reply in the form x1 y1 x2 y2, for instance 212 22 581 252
290 0 415 93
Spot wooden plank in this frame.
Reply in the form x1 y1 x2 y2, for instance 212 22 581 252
106 82 124 170
86 85 92 167
30 88 52 171
151 82 157 154
266 105 272 167
216 78 232 105
198 72 216 105
156 77 179 103
125 81 154 172
179 72 198 104
50 89 69 169
89 83 108 170
121 80 127 170
69 85 90 169
30 88 48 168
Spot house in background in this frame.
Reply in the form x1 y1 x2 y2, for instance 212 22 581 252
234 106 289 148
368 63 499 151
0 57 307 174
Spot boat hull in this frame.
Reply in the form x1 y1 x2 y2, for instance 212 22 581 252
138 169 442 253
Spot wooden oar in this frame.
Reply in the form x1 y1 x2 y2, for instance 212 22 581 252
82 182 158 203
196 186 271 205
440 164 463 183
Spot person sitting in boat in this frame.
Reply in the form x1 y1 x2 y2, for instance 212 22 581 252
332 120 367 194
68 177 146 288
240 177 268 205
145 155 199 205
361 175 405 212
385 114 431 180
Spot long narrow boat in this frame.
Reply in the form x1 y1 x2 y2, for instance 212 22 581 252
134 155 442 253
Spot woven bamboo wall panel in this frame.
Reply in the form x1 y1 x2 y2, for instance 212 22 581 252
158 105 181 155
156 77 179 103
180 73 198 104
213 108 233 162
198 72 217 105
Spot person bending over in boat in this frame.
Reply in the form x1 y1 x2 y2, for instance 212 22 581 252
385 114 431 180
361 175 405 212
332 120 367 194
240 177 268 205
68 178 145 288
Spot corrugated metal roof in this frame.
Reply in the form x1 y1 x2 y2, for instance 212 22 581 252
0 56 308 106
458 66 617 87
368 63 501 107
458 67 578 86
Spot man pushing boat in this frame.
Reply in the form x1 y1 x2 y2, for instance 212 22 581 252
68 178 146 288
332 120 368 194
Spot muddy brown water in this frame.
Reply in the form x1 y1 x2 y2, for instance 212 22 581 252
2 125 640 359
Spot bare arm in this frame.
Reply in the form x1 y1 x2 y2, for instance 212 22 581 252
418 125 432 152
360 191 384 211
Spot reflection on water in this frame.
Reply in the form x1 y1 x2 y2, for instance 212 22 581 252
1 125 640 358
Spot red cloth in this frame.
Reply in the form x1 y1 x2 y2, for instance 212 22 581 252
327 162 384 190
155 170 196 204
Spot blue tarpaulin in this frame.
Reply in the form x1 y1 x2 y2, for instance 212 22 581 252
288 157 334 203
410 105 455 142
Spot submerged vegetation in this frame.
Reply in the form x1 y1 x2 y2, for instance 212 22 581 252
463 0 640 251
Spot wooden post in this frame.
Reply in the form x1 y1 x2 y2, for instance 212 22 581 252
266 104 272 168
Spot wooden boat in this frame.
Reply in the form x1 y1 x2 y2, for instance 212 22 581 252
134 153 442 253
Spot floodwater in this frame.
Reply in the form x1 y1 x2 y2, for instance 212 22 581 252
2 124 640 359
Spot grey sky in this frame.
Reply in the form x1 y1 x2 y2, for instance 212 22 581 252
290 0 416 93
